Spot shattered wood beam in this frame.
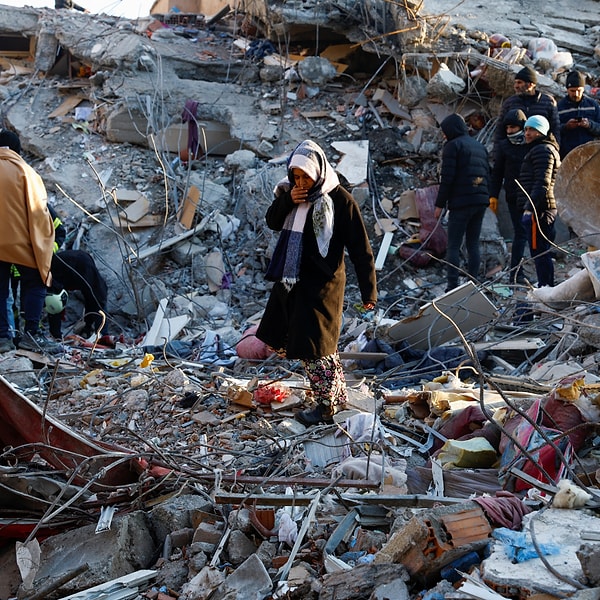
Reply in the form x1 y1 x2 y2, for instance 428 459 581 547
203 474 379 489
144 460 380 490
128 209 218 262
215 492 465 507
341 493 465 507
214 492 317 506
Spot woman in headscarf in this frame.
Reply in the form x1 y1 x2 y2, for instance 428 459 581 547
256 140 377 426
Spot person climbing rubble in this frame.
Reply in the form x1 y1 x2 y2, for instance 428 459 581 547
47 249 109 340
256 139 377 426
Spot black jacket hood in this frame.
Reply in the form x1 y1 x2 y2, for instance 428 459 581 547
441 114 469 140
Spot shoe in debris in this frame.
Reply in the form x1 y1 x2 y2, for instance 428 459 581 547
18 332 63 354
295 404 335 426
0 337 15 352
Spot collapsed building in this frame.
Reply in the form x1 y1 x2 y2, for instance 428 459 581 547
1 0 600 598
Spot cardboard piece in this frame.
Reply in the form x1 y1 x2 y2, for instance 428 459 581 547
115 189 146 203
397 190 419 221
387 281 498 350
372 88 412 120
123 196 150 223
112 214 163 229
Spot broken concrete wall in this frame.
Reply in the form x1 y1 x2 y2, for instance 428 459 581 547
236 0 429 50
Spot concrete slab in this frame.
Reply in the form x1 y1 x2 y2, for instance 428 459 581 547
481 508 600 596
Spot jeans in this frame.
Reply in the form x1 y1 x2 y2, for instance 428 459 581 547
507 201 528 281
446 205 487 290
522 210 556 287
0 261 46 337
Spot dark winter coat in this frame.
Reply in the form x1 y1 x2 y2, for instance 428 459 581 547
435 114 490 211
516 134 561 213
557 94 600 158
489 136 530 205
48 249 108 337
496 91 561 145
256 185 377 360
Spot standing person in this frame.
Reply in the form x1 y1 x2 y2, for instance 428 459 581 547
256 140 377 426
46 249 109 339
495 66 560 147
434 114 490 292
489 109 530 284
557 70 600 159
517 115 561 288
0 130 58 353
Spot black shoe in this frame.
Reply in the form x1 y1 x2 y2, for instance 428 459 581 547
19 332 63 354
0 337 15 352
296 404 334 426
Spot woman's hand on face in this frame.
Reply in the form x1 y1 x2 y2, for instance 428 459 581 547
291 186 308 204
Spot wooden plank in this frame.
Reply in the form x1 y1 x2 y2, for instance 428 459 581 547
177 185 201 229
339 352 387 361
48 95 84 118
300 111 331 119
128 211 217 261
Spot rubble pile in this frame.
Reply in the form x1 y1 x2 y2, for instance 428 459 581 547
0 0 600 599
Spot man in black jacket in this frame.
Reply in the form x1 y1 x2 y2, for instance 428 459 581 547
495 66 560 148
47 249 108 339
557 70 600 158
434 114 490 292
489 109 530 284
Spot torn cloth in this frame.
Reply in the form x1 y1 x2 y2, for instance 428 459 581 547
472 490 532 530
181 100 199 156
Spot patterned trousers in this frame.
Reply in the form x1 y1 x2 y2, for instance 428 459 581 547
301 352 348 409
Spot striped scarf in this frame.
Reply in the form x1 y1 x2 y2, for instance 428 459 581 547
265 140 339 290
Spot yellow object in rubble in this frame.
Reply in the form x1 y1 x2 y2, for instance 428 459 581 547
437 438 498 469
140 353 155 368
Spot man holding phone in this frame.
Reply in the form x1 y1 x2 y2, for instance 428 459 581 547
557 70 600 158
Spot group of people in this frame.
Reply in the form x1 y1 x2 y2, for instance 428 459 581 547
435 66 600 291
257 67 600 427
0 130 108 353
